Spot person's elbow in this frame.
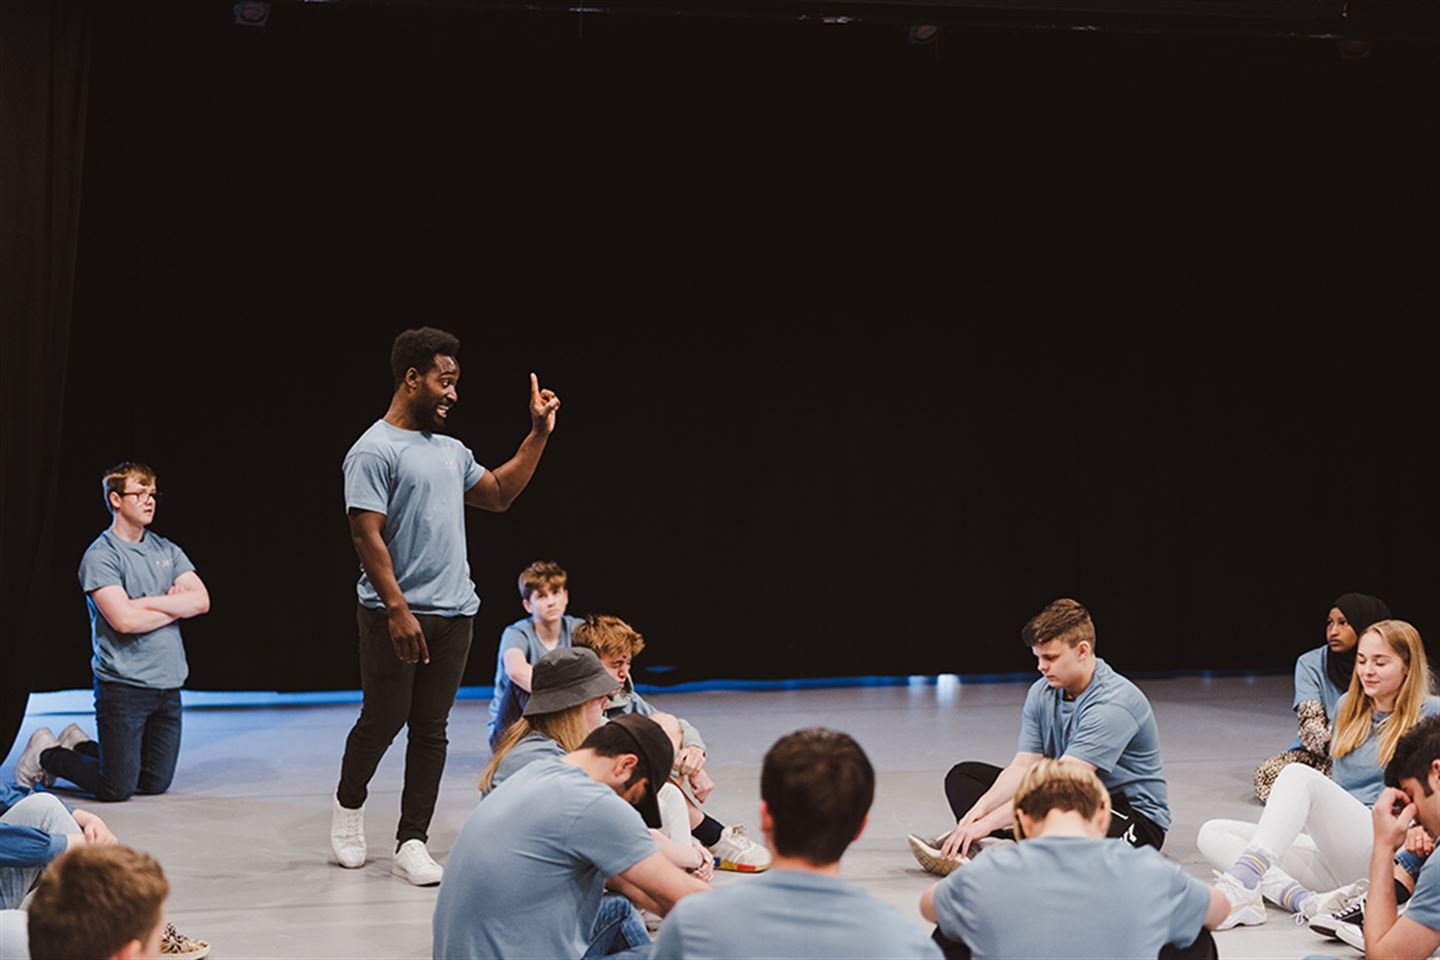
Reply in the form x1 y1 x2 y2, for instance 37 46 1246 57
1202 888 1230 930
919 884 939 923
193 593 211 616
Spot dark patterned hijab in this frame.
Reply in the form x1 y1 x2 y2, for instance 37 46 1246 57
1327 592 1393 693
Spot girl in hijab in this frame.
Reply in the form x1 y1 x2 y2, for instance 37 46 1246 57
1252 593 1392 801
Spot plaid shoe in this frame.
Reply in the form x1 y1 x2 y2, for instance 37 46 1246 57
160 922 210 960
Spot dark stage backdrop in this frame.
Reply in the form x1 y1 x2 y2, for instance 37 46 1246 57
20 1 1437 694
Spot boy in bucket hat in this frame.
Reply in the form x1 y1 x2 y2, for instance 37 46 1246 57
434 714 708 959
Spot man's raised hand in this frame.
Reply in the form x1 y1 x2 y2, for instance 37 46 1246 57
530 373 560 436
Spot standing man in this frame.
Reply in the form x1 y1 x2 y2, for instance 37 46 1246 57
16 462 210 802
332 326 560 885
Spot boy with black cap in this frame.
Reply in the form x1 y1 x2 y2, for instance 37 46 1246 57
433 714 708 959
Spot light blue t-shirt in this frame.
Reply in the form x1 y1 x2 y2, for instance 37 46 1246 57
1018 658 1172 830
1331 695 1440 805
342 419 485 616
1406 844 1440 934
933 836 1211 959
653 869 941 960
487 615 582 735
432 757 657 960
482 732 566 795
1295 646 1347 717
78 530 195 689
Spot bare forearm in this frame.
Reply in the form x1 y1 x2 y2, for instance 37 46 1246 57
352 532 408 612
486 431 550 511
1367 846 1401 950
135 593 207 619
969 762 1029 821
110 603 177 634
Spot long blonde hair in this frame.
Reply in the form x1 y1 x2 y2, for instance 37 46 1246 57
1332 619 1431 766
478 705 593 793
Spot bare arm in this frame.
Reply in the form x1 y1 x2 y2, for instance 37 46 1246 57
614 850 709 917
1202 887 1229 930
134 571 210 619
940 751 1042 858
90 586 178 635
502 648 534 692
920 882 940 923
463 373 560 512
1362 787 1440 960
347 510 427 664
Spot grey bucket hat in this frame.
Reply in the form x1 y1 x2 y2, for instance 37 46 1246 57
523 647 618 716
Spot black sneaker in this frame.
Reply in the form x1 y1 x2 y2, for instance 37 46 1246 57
1309 896 1364 940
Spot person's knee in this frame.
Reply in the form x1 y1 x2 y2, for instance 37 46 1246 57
1272 760 1323 798
92 778 137 802
10 793 76 831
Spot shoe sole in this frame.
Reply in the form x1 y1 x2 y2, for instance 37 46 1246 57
1216 908 1266 931
390 864 442 885
715 859 767 873
1335 924 1365 951
907 834 964 876
163 943 211 960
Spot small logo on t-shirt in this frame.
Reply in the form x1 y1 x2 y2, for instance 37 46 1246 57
154 558 172 569
443 458 458 471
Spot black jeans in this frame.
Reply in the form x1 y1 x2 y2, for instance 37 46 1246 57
337 605 473 844
932 927 1218 960
944 760 1167 850
40 679 182 802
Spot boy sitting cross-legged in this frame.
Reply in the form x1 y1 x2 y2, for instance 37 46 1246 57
487 560 584 749
574 614 771 873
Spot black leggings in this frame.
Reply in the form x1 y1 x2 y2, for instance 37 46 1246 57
932 926 1218 960
944 761 1167 850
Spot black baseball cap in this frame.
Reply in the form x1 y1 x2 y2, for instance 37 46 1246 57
607 714 675 829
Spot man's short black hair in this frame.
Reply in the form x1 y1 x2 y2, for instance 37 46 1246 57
761 728 874 866
1386 715 1440 797
390 327 460 389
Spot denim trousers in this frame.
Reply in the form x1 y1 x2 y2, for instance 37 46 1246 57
337 605 473 844
584 892 652 959
39 679 181 802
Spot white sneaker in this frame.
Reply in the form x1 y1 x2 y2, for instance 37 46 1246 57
710 824 771 873
330 795 366 869
16 728 58 789
906 833 967 876
1298 878 1367 921
391 839 443 886
1213 870 1267 930
57 723 91 751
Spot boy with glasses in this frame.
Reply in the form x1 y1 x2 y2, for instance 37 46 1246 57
16 462 210 803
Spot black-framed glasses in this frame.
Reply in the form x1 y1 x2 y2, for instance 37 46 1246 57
120 491 162 503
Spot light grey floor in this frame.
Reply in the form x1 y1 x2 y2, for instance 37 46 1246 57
4 675 1358 959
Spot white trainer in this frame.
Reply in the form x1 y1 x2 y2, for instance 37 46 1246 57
1299 878 1367 921
906 833 967 876
16 728 58 789
710 824 771 873
391 839 443 886
57 723 91 751
330 795 367 869
1213 870 1267 929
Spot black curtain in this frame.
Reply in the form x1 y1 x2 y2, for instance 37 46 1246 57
0 0 90 757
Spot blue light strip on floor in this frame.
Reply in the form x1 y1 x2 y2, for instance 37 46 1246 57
21 666 1288 715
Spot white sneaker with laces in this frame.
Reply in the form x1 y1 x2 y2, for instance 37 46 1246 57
710 824 771 873
330 795 367 869
1299 878 1367 921
391 838 443 886
16 728 58 789
1213 870 1267 929
1309 888 1367 938
57 723 91 751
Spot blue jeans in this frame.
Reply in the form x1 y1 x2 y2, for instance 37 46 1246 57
39 679 181 802
584 893 651 959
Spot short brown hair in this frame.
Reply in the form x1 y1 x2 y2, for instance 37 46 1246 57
26 844 169 960
100 461 156 515
518 560 568 601
573 614 645 660
761 728 874 866
1012 759 1111 838
1021 598 1095 650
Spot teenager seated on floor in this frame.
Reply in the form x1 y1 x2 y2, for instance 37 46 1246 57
21 845 170 960
575 614 771 872
433 714 708 959
1201 618 1440 930
909 598 1172 874
479 647 714 880
653 727 941 959
921 760 1227 960
1252 593 1391 802
1364 714 1440 959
